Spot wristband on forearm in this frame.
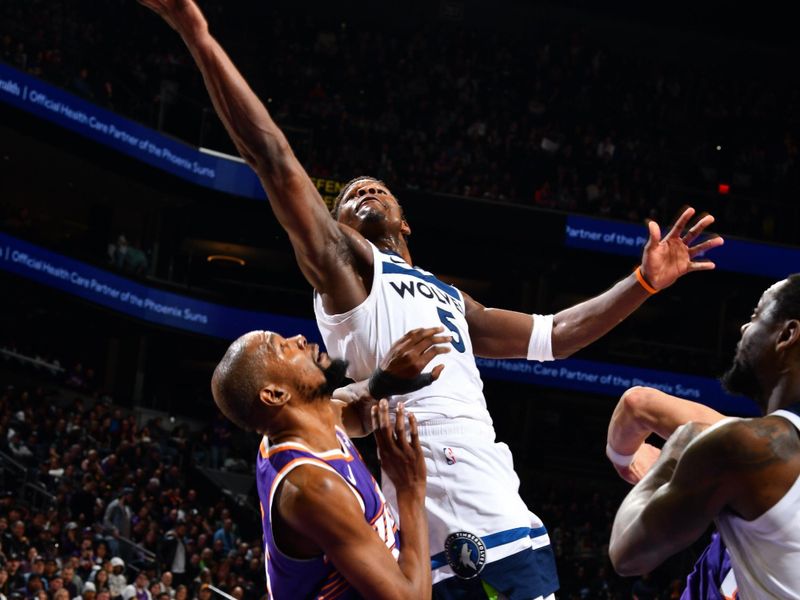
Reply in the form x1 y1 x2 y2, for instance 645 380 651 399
635 266 659 294
368 368 434 399
606 443 635 468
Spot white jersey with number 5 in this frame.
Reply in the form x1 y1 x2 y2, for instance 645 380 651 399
313 242 492 426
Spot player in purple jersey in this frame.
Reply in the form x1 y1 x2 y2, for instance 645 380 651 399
211 327 451 599
682 533 735 600
606 387 737 599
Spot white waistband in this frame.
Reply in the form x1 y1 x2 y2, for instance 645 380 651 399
415 418 496 440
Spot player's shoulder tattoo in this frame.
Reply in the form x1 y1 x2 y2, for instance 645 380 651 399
714 417 800 469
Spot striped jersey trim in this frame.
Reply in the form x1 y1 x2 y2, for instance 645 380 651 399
430 526 548 569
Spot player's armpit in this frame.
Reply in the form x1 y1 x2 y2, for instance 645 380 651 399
278 466 430 600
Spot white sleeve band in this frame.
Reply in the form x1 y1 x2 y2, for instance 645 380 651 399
606 443 635 468
527 313 554 361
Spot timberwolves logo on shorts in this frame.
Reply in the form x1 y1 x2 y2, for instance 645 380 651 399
444 531 486 579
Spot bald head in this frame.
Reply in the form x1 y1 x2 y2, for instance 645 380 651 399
211 332 269 431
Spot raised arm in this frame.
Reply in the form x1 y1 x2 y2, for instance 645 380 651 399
466 208 724 359
607 386 725 483
279 402 430 599
138 0 370 304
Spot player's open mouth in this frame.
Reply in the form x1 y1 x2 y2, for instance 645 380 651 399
358 197 383 210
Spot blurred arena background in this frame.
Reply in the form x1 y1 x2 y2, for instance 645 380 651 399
1 0 797 598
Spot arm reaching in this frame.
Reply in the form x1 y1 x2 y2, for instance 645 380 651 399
466 207 724 359
333 327 451 437
137 0 370 308
278 401 430 600
607 386 726 483
609 421 728 576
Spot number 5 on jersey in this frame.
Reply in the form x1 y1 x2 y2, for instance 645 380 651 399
437 307 466 353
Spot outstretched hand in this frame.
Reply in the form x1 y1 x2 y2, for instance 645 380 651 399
640 207 724 291
137 0 207 36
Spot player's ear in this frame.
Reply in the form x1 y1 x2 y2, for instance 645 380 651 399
259 384 291 407
776 319 800 353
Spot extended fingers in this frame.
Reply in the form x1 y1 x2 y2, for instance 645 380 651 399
372 399 393 446
394 402 410 451
412 331 450 351
682 213 715 245
408 413 420 451
687 260 716 271
663 207 695 241
417 334 452 350
421 344 451 363
688 235 724 258
646 219 661 245
408 326 446 344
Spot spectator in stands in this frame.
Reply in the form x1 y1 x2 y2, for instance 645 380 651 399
208 414 230 470
173 585 188 600
25 573 44 597
24 556 45 587
211 519 234 556
77 581 98 600
61 523 81 557
108 558 126 600
159 522 186 588
43 558 58 586
91 568 110 595
121 571 151 600
103 489 133 559
192 583 211 600
148 581 161 600
4 554 23 594
107 235 149 276
7 434 33 464
53 588 70 600
6 523 27 557
0 567 8 600
71 477 99 524
61 564 81 598
153 571 173 598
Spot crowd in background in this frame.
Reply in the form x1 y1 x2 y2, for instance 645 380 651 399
2 0 799 242
0 1 751 597
0 345 266 600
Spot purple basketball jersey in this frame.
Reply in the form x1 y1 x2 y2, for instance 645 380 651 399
256 427 399 599
682 532 737 600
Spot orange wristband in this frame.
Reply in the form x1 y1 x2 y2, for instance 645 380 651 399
635 266 659 294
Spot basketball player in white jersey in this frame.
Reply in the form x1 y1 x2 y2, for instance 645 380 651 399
610 276 800 598
606 387 738 599
138 1 724 596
